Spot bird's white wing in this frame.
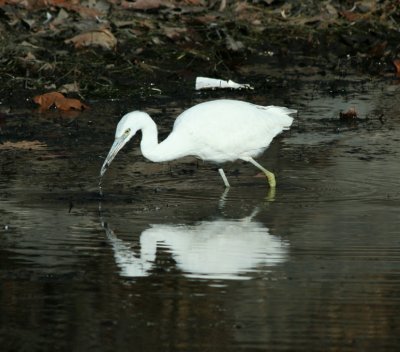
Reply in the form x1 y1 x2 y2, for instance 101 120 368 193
170 100 295 161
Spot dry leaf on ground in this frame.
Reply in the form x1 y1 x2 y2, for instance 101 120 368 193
0 140 47 150
121 0 172 10
55 97 87 111
59 82 80 94
393 59 400 76
33 92 65 110
33 91 88 111
163 26 187 40
340 11 366 22
65 29 117 50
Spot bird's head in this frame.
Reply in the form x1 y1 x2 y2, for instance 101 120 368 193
100 111 149 178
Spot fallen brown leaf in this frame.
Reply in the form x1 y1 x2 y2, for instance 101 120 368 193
340 11 366 22
393 59 400 76
0 140 47 150
121 0 173 10
183 0 205 4
340 107 358 120
55 97 87 111
163 26 187 40
65 29 117 50
59 82 80 94
369 41 387 58
33 92 65 110
190 14 218 25
33 91 88 111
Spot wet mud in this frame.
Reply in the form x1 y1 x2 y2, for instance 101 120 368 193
1 75 400 350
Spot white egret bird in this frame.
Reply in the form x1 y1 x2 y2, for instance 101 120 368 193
100 99 296 188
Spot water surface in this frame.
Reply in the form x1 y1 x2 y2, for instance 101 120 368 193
1 79 399 351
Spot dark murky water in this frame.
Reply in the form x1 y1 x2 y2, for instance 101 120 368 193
1 78 400 351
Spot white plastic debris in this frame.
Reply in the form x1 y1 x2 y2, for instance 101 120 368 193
43 12 53 24
195 77 253 90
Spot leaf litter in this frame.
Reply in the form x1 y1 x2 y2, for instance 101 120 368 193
1 0 400 100
65 28 117 50
0 140 47 150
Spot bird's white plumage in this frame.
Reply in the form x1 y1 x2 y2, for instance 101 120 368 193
167 99 295 162
100 99 296 188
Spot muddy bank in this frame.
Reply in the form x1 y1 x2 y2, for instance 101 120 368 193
1 1 400 104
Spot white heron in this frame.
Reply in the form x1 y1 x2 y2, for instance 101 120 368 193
100 99 296 188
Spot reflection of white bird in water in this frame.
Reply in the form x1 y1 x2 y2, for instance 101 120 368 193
102 214 289 280
100 99 296 188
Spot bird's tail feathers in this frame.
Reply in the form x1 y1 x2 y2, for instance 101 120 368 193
257 105 297 115
278 107 297 115
257 105 296 129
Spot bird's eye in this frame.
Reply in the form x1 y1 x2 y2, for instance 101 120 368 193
125 128 131 134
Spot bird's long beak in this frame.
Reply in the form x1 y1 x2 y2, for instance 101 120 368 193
100 134 130 177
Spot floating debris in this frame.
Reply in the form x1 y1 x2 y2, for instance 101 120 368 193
195 77 253 90
340 107 358 120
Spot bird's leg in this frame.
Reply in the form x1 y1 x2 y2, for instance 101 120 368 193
265 187 276 201
218 168 230 188
241 157 276 188
218 187 230 210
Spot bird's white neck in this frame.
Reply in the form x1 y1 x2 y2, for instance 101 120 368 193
139 115 185 162
138 117 161 161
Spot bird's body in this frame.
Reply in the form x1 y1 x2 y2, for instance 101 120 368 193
100 99 296 188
